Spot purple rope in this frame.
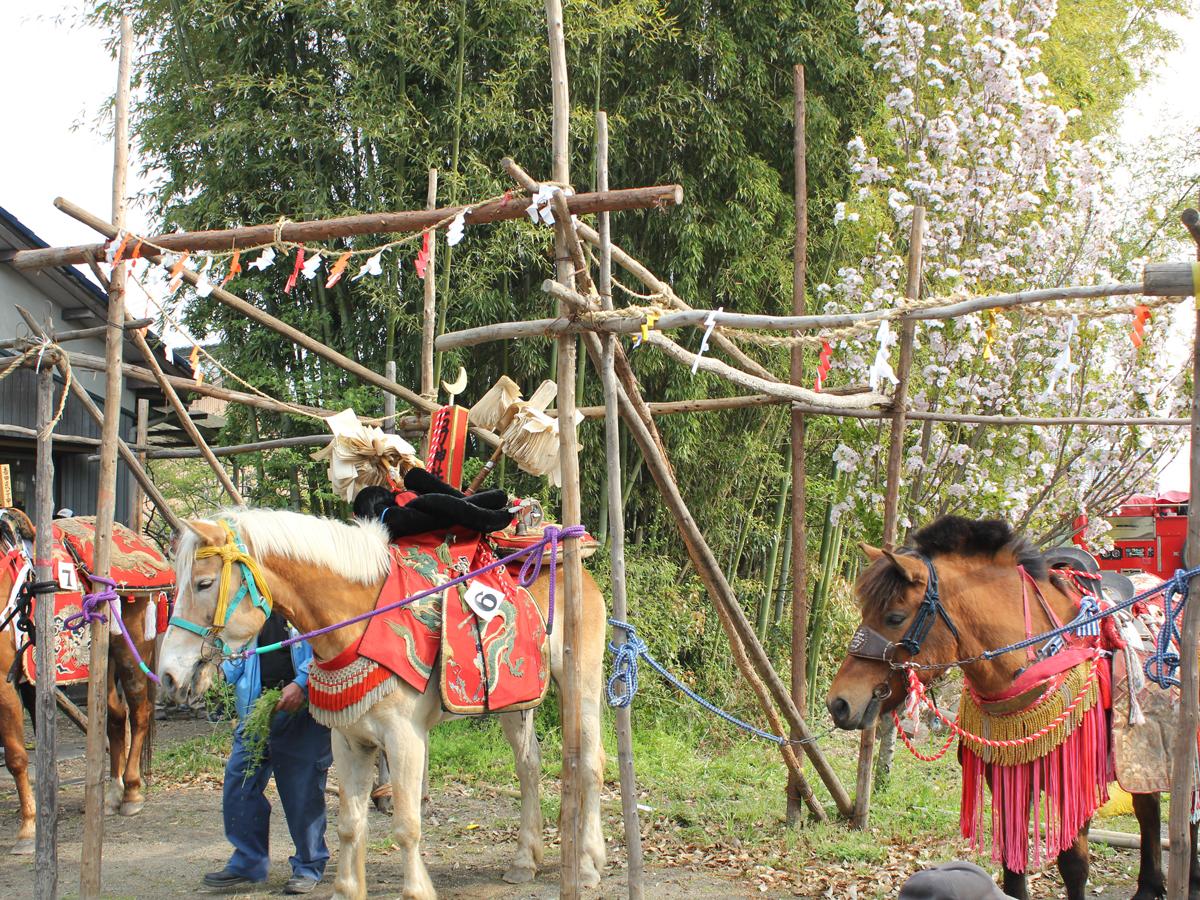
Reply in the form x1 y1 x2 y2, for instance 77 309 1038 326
64 575 161 684
248 524 587 659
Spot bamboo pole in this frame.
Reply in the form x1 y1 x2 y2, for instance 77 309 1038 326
543 2 584 894
870 206 926 803
787 64 809 825
577 394 786 417
420 169 438 399
15 310 182 532
6 186 684 272
554 283 850 818
53 198 502 449
129 329 244 504
34 357 58 900
131 398 148 530
789 404 1190 428
82 17 131 896
597 110 646 898
384 361 397 435
1167 210 1200 898
0 317 152 350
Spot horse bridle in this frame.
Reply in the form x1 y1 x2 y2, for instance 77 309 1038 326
168 521 273 658
847 553 960 665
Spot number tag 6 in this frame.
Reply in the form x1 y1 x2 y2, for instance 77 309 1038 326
462 581 505 623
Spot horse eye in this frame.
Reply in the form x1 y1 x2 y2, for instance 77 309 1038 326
196 578 214 591
884 612 907 627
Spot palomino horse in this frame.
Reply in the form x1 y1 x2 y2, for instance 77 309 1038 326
0 508 159 853
158 508 607 900
827 515 1198 900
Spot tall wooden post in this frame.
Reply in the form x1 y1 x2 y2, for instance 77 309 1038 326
1167 210 1200 898
786 63 809 825
544 1 584 895
34 359 59 900
598 110 645 898
81 16 132 897
853 205 925 830
421 169 439 400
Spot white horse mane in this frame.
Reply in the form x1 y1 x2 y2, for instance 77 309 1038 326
176 508 391 586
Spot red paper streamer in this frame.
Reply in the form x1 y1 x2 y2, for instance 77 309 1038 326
284 246 305 295
1130 305 1151 348
414 232 432 279
813 341 833 392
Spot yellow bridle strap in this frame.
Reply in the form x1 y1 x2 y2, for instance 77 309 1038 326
194 521 274 629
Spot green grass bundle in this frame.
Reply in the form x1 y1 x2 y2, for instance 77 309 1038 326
239 687 284 780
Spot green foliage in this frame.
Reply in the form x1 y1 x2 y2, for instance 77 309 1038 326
238 686 284 780
154 728 233 783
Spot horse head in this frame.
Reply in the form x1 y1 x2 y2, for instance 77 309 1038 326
159 518 273 706
827 516 1055 730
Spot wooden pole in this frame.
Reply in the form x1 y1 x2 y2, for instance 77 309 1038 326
53 198 504 450
384 361 397 435
82 16 131 896
7 185 684 272
420 169 439 399
0 317 152 350
789 404 1191 428
544 0 584 892
597 110 646 898
786 65 809 825
34 357 58 900
130 329 244 504
131 398 148 530
1167 210 1200 899
555 284 851 818
15 310 182 533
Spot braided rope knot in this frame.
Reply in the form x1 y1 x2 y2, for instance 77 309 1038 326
516 524 586 636
1144 568 1194 689
606 619 646 708
64 574 117 633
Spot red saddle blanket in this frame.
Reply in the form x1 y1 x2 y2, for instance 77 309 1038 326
312 531 549 720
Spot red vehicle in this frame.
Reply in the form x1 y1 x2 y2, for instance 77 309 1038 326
1090 491 1188 580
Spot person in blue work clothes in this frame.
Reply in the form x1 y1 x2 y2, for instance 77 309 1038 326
202 610 332 895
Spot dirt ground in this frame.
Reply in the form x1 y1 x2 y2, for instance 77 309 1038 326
0 711 754 899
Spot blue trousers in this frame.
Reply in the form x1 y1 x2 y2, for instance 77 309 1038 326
223 707 332 881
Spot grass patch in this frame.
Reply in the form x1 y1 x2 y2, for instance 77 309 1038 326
153 726 233 785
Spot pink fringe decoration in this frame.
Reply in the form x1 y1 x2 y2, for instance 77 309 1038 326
960 699 1112 873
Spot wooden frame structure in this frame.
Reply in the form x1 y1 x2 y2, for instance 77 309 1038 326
6 8 1200 900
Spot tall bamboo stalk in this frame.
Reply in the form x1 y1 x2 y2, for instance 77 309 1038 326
34 358 58 900
759 471 790 639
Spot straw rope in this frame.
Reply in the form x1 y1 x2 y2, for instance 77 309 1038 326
0 340 73 436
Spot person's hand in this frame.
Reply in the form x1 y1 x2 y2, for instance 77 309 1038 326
275 681 305 713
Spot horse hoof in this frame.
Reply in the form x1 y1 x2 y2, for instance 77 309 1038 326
10 839 33 856
502 865 536 884
580 867 602 889
373 797 393 815
119 800 144 817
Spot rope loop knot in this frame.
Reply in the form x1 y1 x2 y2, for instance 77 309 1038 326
1144 567 1194 689
64 574 117 633
606 618 646 708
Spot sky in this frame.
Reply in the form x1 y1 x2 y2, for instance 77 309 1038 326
1 1 1198 492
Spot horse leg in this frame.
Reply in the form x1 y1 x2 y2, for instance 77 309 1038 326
499 709 543 884
104 671 127 816
577 571 608 886
116 647 152 817
0 665 34 854
383 715 435 900
1001 868 1028 900
1190 818 1200 899
331 731 377 900
1132 791 1166 899
1056 821 1091 900
372 752 393 815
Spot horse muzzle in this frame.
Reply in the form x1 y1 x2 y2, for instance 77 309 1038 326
827 683 891 731
159 658 216 707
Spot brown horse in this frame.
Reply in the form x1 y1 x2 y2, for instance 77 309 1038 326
0 508 158 854
827 515 1196 900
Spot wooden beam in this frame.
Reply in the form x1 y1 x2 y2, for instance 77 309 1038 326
420 169 438 400
577 393 784 418
131 399 148 531
16 311 182 533
786 64 809 826
82 17 130 896
145 434 332 459
53 199 502 450
1144 261 1200 296
0 318 152 350
34 358 59 899
5 185 684 272
789 404 1189 428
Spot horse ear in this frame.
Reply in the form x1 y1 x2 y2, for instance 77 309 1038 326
176 520 220 548
859 542 883 561
882 549 925 584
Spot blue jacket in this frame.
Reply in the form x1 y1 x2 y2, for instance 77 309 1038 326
221 629 314 720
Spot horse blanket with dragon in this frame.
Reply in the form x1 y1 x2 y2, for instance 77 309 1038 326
1 517 173 684
307 529 550 727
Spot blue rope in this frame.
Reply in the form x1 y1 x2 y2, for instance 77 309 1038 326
606 618 788 746
1144 568 1194 688
975 565 1200 679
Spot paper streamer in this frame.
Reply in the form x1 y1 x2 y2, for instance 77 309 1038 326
814 341 833 392
414 232 432 279
690 307 722 375
221 249 242 286
351 250 384 282
284 247 305 295
325 252 352 288
867 319 899 390
249 247 276 272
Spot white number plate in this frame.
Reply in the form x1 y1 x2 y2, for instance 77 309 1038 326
462 581 505 623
